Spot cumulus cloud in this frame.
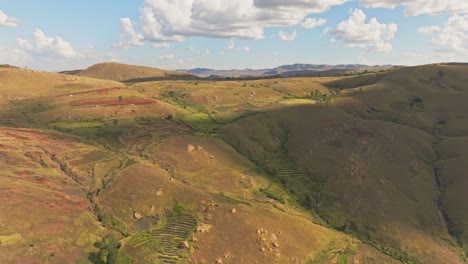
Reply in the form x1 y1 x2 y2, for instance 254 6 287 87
359 0 468 16
11 29 118 70
17 29 79 58
417 25 441 35
154 42 170 49
116 0 350 46
278 30 297 41
224 40 250 52
300 18 327 29
418 15 468 54
0 46 28 65
159 53 175 60
0 10 19 27
113 18 144 48
331 8 398 53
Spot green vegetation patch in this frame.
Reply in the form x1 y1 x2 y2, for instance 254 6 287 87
126 205 198 263
182 112 222 132
280 98 316 105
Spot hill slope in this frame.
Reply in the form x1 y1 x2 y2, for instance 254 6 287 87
1 63 468 263
72 62 197 82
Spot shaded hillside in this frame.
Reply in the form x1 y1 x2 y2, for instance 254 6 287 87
72 62 197 82
1 63 468 263
222 105 461 263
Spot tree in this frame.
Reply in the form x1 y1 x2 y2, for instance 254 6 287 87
92 234 121 264
118 96 123 102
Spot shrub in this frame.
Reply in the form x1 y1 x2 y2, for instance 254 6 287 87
91 234 121 264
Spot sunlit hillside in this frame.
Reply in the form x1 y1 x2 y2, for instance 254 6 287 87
1 63 468 263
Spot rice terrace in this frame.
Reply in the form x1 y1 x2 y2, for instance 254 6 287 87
1 1 468 264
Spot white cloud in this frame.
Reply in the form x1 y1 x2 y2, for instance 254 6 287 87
300 18 327 29
0 46 28 65
224 39 251 52
359 0 468 16
159 53 175 60
417 25 441 35
113 18 144 49
418 15 468 54
11 29 117 70
17 29 79 58
331 9 398 53
154 42 170 48
0 10 19 27
278 30 297 41
116 0 351 46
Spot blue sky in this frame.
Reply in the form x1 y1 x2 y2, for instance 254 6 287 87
0 0 467 71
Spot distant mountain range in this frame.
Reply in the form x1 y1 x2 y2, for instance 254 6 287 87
180 64 397 78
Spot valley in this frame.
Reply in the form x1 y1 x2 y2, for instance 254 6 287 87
1 62 468 264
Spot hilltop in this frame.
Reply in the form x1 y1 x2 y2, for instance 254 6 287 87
66 62 198 82
1 63 468 263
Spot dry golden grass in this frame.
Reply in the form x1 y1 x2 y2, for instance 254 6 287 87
2 63 468 263
0 128 120 263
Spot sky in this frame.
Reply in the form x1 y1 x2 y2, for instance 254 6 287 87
0 0 467 71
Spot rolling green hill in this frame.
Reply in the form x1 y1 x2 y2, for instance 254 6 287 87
1 63 468 263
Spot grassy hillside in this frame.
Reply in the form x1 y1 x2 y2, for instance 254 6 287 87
437 137 468 254
1 63 468 263
74 62 197 82
222 105 462 263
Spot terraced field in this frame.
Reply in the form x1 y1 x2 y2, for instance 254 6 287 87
267 148 322 193
128 212 197 263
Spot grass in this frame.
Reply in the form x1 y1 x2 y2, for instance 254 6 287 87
2 63 468 263
51 120 105 129
182 112 222 132
280 98 316 105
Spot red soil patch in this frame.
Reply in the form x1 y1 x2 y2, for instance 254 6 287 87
192 96 205 104
71 97 157 106
55 87 122 97
2 131 30 140
35 176 48 184
74 201 90 210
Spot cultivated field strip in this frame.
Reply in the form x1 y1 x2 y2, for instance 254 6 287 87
132 214 197 263
267 148 321 190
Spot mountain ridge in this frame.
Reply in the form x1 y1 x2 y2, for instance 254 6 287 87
180 63 397 78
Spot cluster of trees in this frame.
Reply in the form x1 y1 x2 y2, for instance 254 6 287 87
311 89 332 104
91 234 121 264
